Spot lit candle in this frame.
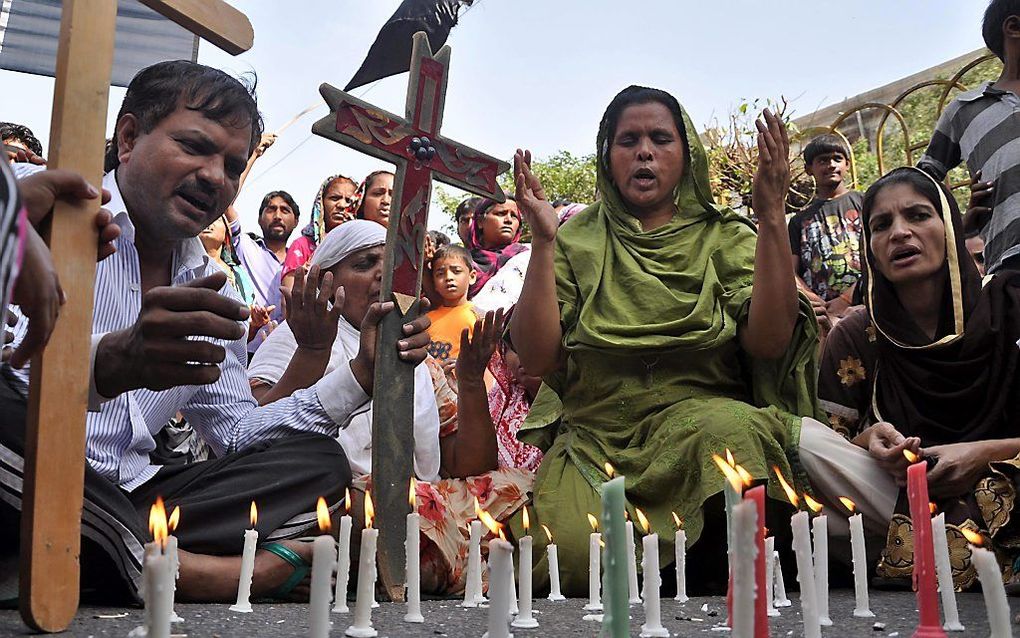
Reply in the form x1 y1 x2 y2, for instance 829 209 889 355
543 524 566 601
346 491 378 638
462 499 487 607
511 506 538 628
731 499 757 638
166 505 182 623
962 528 1009 638
626 516 641 605
333 489 354 614
672 512 688 603
765 537 779 617
839 497 874 619
310 497 335 638
775 467 820 638
931 512 963 631
480 509 513 638
229 501 259 613
600 465 629 637
635 509 667 638
722 450 740 627
584 513 603 612
772 549 791 607
144 499 171 638
903 450 943 637
404 479 424 623
804 494 832 627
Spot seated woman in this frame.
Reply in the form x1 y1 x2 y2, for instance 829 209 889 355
509 86 820 595
281 174 358 293
353 170 394 227
248 220 535 595
804 166 1020 590
467 196 528 298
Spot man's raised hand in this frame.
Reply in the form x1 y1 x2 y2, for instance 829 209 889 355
94 272 249 397
514 149 558 244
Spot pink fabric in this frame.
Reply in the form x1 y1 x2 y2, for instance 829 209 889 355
487 349 543 471
281 234 315 279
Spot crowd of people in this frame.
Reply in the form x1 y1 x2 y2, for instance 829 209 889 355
1 0 1020 609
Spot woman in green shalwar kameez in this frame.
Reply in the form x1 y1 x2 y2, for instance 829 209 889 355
508 86 822 596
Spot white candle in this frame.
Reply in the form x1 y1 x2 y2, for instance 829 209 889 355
404 509 423 623
544 525 566 602
509 552 519 615
674 526 688 603
584 528 603 611
773 549 791 607
512 519 538 628
639 521 668 638
810 509 832 626
486 536 514 638
310 533 335 638
144 549 172 638
347 493 379 638
731 500 757 638
931 513 963 631
969 537 1010 638
462 519 485 607
765 537 779 617
229 526 258 613
846 509 874 618
791 510 821 638
626 519 641 605
164 534 182 623
333 513 353 613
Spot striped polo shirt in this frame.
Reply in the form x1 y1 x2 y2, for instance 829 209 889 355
918 82 1020 272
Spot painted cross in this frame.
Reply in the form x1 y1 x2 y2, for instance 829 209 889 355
20 1 252 632
313 31 509 600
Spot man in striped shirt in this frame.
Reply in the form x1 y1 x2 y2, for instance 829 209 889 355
918 0 1020 273
0 61 432 604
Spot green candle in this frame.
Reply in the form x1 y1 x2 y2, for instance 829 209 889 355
600 472 629 638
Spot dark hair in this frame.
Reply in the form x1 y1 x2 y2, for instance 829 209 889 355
474 194 518 220
0 122 43 156
355 170 394 218
862 167 945 227
325 175 356 197
104 60 263 172
983 0 1020 61
259 190 300 218
551 198 573 208
432 244 474 269
456 196 482 222
803 134 851 167
599 86 689 172
428 229 451 248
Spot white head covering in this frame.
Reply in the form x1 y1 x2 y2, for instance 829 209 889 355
309 219 386 270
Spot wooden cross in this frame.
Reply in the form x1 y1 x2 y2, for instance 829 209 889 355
19 0 252 632
312 31 508 601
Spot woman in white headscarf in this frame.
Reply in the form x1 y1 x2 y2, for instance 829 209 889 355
248 220 532 594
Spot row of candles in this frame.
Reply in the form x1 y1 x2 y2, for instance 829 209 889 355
137 448 1013 638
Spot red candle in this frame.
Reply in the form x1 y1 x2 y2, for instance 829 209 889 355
745 484 768 638
904 450 947 638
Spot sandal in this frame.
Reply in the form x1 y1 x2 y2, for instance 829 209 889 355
261 542 311 600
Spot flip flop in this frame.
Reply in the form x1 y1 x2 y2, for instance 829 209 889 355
261 542 311 600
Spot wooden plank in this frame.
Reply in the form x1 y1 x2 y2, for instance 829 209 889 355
139 0 253 55
19 0 118 632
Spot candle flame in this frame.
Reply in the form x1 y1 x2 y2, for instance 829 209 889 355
903 449 919 464
168 505 180 533
344 487 352 514
522 505 530 531
804 494 823 513
478 508 502 536
250 501 258 527
499 528 507 542
542 524 553 543
713 453 744 495
961 528 983 546
599 538 606 549
930 502 938 515
604 462 615 478
365 491 375 529
725 449 735 467
149 497 168 550
839 497 856 513
735 463 754 487
773 466 799 508
672 511 683 530
474 496 483 520
316 497 331 533
409 477 417 509
635 508 650 534
587 513 599 532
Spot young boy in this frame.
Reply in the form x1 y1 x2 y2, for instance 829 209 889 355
426 244 477 362
788 134 863 320
918 0 1020 273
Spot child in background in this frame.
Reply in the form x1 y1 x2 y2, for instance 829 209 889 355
426 244 477 364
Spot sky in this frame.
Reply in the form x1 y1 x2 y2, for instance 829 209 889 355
0 0 990 235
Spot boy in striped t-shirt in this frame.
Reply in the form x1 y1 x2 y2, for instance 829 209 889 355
918 0 1020 273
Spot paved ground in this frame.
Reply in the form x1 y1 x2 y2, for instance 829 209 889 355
2 590 1018 637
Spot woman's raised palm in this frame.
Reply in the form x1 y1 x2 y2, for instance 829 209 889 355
514 149 558 243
